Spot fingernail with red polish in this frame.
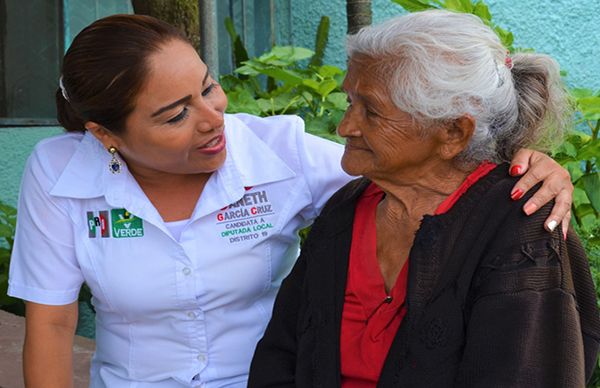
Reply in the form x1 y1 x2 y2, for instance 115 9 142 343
563 230 568 241
510 165 522 176
511 188 524 201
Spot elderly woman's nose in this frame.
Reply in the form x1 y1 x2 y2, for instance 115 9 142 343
337 111 362 137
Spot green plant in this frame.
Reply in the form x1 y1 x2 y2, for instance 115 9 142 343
554 90 600 243
0 201 23 315
221 16 347 142
391 0 514 50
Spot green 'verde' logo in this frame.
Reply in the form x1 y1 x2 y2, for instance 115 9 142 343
111 208 144 238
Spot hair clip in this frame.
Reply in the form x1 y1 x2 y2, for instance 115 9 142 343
59 76 70 102
505 51 513 70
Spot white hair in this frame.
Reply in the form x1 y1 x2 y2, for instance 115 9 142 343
346 10 569 165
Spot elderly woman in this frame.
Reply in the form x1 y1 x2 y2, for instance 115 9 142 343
248 10 600 387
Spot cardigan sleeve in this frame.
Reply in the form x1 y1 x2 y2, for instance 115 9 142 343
248 232 310 387
455 229 600 387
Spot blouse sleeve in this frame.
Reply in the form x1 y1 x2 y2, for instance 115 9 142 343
248 229 309 387
8 150 84 305
455 230 600 386
294 120 352 221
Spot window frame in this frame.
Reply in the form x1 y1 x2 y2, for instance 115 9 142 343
0 0 64 127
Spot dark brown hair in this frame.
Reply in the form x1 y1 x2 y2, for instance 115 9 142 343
56 14 188 133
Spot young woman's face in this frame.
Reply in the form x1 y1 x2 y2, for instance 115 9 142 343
111 39 228 177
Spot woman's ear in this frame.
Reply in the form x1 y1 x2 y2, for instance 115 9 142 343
86 121 122 150
437 115 475 160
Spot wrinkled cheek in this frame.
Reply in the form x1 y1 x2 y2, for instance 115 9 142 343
341 149 367 176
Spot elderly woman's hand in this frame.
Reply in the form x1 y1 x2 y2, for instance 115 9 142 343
509 149 573 238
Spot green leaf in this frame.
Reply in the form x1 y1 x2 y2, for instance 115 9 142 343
328 110 346 130
572 88 594 99
316 65 344 78
445 0 473 12
235 65 260 77
580 213 599 233
270 46 314 62
224 17 249 69
310 16 330 67
325 92 350 110
391 0 436 12
0 224 13 238
473 2 492 22
302 79 321 93
301 91 314 103
0 203 16 217
317 79 338 97
304 115 331 135
575 203 596 221
577 139 600 160
574 186 592 208
578 96 600 121
582 173 600 214
564 161 584 182
256 99 274 115
559 140 578 158
225 88 262 116
259 68 305 86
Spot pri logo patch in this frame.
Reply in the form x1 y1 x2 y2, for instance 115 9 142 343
87 211 110 238
111 209 144 238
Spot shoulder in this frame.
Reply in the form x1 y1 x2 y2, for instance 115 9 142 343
229 112 305 138
226 113 342 163
24 132 85 189
319 178 370 216
306 178 369 237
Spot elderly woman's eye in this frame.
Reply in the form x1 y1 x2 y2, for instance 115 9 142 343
365 108 378 117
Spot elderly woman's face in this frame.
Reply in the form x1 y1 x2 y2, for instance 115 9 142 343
338 59 440 180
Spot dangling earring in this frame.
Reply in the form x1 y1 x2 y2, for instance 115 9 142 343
108 146 122 174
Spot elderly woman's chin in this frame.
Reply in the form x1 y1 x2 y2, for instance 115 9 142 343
340 150 369 177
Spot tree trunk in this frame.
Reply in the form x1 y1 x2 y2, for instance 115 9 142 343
131 0 200 50
346 0 372 34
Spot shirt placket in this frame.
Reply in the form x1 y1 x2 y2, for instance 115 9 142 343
177 227 211 381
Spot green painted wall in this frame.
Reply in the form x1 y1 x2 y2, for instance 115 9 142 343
289 0 600 91
1 0 132 207
0 127 62 205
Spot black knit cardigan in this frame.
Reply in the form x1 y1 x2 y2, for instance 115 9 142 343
248 164 600 388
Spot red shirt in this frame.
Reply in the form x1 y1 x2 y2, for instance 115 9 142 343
340 162 497 387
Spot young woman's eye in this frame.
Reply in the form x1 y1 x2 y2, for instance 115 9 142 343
166 107 189 124
202 83 217 97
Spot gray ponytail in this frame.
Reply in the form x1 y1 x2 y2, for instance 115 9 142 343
497 53 570 161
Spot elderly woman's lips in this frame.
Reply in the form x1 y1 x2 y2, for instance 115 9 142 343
345 142 368 151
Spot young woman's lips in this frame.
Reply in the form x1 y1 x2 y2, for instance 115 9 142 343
197 134 226 155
